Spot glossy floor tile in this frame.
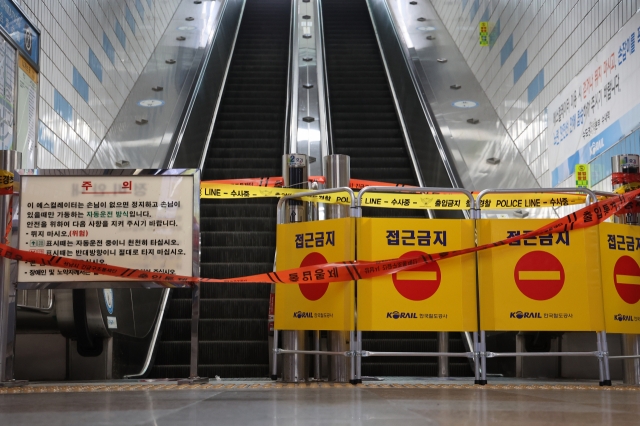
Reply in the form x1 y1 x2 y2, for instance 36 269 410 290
1 381 639 425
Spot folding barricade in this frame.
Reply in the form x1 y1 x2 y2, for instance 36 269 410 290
271 188 358 381
475 188 611 385
355 186 480 383
598 218 640 364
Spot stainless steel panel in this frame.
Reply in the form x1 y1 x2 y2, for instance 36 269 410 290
290 0 329 177
377 0 539 192
89 0 243 170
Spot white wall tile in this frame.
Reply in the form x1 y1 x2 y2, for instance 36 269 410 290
14 0 181 168
431 0 637 186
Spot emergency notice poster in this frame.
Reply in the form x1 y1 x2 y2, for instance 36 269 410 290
17 173 196 282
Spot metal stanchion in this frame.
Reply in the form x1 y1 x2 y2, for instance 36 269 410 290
177 281 208 385
0 150 25 388
324 154 353 383
612 154 640 386
438 332 449 377
281 153 309 383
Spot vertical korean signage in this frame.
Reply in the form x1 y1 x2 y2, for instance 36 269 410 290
599 223 640 333
275 218 355 331
17 54 36 166
477 219 605 331
357 218 477 332
0 37 15 150
548 12 640 186
17 172 197 282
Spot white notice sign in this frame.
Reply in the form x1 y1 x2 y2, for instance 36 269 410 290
17 172 197 282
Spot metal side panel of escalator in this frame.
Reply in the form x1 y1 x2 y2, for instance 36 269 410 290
149 0 292 379
320 0 472 377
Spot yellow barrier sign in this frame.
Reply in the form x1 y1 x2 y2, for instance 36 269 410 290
357 218 477 331
274 218 355 330
599 222 640 333
478 219 604 331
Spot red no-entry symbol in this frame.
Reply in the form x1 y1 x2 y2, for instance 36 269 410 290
391 251 441 301
614 255 640 304
299 252 329 301
514 251 565 301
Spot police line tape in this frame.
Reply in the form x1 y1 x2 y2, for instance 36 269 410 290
201 181 598 210
1 188 639 288
615 182 640 194
201 176 406 188
0 170 13 195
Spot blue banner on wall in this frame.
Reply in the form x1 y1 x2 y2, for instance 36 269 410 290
0 0 39 65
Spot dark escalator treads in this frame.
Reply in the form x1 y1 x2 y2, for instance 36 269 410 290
322 0 471 377
149 0 290 379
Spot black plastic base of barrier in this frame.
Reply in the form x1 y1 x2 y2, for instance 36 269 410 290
599 380 612 387
350 380 359 385
475 380 487 386
271 375 278 381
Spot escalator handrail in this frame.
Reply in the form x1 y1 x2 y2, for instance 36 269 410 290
124 0 248 380
375 0 464 191
316 0 334 156
166 0 235 169
284 0 298 154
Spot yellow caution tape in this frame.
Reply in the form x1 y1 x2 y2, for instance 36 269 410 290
200 182 353 205
615 182 640 194
0 170 13 195
201 183 595 210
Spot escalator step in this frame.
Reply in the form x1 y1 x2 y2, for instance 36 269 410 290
150 0 290 379
165 299 269 320
323 0 469 377
160 319 268 342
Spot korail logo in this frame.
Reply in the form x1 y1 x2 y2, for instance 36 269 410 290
510 311 542 319
590 138 604 156
614 314 633 322
293 311 313 319
386 311 417 319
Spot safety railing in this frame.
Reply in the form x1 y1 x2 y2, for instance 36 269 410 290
355 186 480 383
474 187 611 385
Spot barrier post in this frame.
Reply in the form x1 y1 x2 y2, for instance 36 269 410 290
281 154 310 383
177 280 208 385
475 187 610 386
324 154 353 383
356 186 479 382
0 150 23 388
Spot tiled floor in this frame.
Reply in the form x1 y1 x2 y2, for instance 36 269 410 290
1 379 639 425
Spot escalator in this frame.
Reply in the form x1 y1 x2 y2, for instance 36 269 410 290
321 0 472 377
149 0 291 378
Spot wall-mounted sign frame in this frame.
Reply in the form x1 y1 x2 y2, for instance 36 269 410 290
0 0 39 67
15 169 200 288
